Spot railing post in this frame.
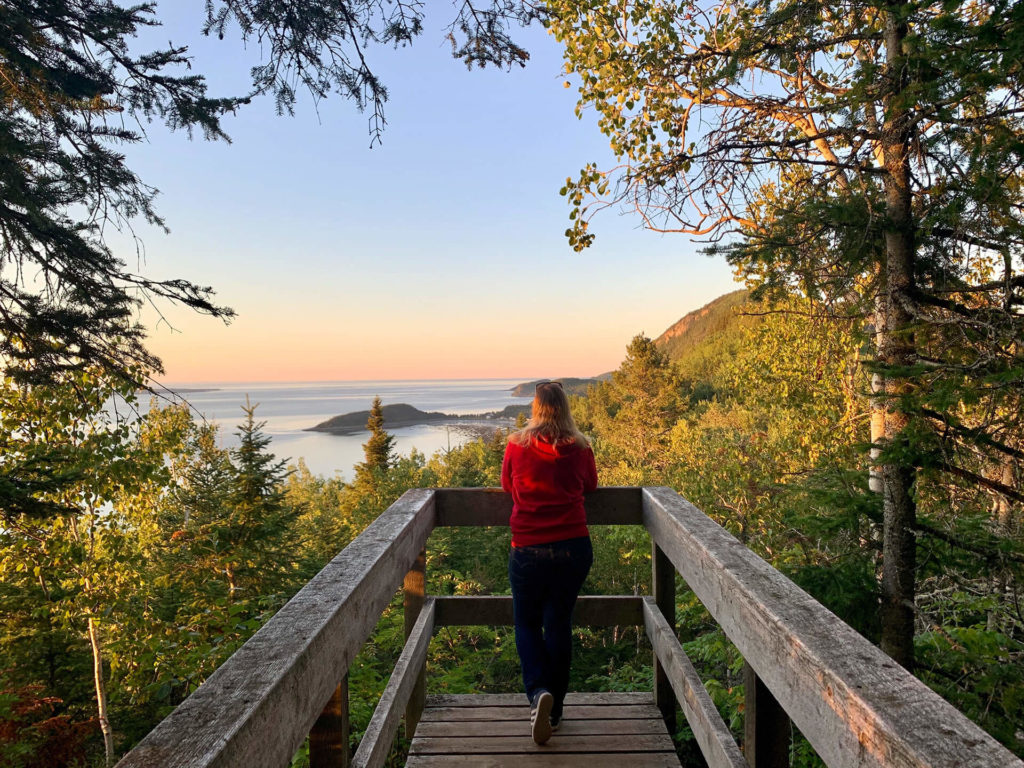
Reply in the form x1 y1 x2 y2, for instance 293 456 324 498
743 662 790 768
404 548 427 738
310 677 350 768
652 542 676 734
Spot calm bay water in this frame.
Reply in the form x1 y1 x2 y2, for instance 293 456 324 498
151 379 532 480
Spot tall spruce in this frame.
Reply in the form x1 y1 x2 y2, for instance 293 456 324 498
549 0 1024 670
356 396 396 483
224 398 296 598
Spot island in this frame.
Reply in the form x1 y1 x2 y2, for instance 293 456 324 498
307 402 531 435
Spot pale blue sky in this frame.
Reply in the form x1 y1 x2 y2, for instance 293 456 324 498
120 3 739 382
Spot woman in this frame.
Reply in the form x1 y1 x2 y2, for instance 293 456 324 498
501 380 597 745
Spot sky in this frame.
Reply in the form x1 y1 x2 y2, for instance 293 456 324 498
118 3 740 384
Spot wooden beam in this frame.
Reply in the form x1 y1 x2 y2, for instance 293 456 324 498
743 662 791 768
404 549 426 739
352 599 436 768
115 489 437 768
310 678 350 768
643 598 748 768
433 595 644 627
434 487 643 526
641 487 1024 768
652 543 676 733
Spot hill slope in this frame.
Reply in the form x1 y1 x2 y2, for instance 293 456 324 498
654 289 750 362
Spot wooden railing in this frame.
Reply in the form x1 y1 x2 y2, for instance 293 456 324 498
115 488 1024 768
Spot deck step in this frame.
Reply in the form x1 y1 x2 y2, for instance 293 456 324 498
406 692 682 767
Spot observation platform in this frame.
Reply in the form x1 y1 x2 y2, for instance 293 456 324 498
115 487 1023 768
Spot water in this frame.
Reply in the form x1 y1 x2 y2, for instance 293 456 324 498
147 379 532 480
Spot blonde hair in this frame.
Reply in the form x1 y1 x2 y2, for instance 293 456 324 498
510 381 589 448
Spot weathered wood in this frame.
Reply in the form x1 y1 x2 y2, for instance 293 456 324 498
652 543 676 733
409 734 675 754
414 718 667 737
405 755 682 767
403 548 426 738
115 489 436 768
351 599 435 768
309 678 349 768
643 598 747 768
425 692 654 707
434 595 644 627
641 487 1024 768
420 704 665 722
743 662 791 768
434 487 643 526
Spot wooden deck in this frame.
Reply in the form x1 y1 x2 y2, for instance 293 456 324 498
406 692 682 767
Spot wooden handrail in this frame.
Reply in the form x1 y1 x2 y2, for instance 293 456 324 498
115 487 1023 768
641 486 1023 768
114 489 436 768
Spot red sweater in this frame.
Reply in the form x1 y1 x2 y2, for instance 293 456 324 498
501 436 598 547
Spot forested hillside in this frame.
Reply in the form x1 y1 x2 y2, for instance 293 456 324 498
3 294 1021 767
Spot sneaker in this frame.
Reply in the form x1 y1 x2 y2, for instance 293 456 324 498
530 690 553 745
550 715 561 732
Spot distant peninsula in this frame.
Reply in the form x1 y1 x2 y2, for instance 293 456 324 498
508 377 607 396
308 402 531 435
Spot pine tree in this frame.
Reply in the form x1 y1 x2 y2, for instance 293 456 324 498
356 397 396 485
223 398 296 598
581 335 688 482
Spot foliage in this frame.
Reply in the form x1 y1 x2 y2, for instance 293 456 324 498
355 397 397 485
550 0 1024 669
575 334 689 483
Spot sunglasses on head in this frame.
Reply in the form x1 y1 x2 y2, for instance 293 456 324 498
535 380 563 392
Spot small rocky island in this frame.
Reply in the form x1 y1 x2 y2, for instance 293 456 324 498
307 402 531 435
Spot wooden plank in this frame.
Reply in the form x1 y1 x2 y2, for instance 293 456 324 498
434 487 643 526
409 734 676 754
642 487 1024 768
115 489 436 768
414 718 667 737
434 595 643 627
643 598 747 768
420 705 664 722
744 661 791 768
425 692 654 707
406 754 682 767
351 599 435 768
309 677 349 768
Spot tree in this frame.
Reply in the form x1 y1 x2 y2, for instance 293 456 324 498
549 0 1024 669
0 0 539 386
355 396 396 485
0 371 173 765
577 334 687 483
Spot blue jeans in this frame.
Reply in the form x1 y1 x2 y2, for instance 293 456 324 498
508 536 593 720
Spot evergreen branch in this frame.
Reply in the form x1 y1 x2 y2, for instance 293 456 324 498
935 461 1024 504
919 408 1024 461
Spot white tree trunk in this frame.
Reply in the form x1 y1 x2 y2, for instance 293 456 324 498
89 614 115 767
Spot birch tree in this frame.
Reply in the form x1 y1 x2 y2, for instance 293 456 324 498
549 0 1024 668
